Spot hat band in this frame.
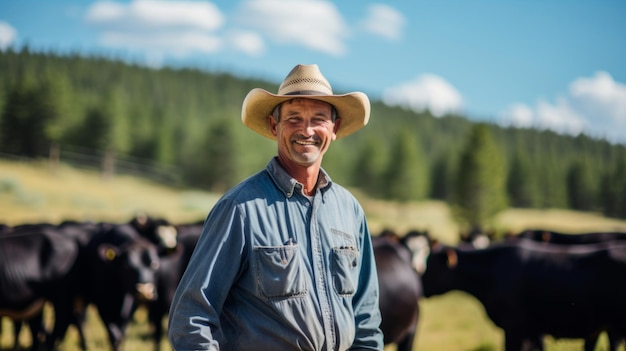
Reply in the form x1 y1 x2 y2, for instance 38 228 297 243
284 90 331 96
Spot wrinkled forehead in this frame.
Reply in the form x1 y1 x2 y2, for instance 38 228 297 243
281 97 334 110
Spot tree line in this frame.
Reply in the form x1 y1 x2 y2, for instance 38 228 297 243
1 48 625 228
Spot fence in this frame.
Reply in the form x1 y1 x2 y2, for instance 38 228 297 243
0 144 183 187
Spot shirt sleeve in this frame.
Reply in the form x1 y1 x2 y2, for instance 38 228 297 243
349 218 384 350
168 198 245 351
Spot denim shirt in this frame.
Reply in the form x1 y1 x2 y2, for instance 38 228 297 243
168 158 383 351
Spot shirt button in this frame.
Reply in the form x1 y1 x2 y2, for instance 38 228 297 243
305 202 310 207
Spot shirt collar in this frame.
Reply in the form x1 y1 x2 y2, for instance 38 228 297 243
266 157 332 198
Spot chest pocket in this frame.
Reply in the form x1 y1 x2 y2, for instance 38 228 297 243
331 247 359 296
254 245 307 299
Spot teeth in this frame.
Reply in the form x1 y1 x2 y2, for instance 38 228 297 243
296 140 316 145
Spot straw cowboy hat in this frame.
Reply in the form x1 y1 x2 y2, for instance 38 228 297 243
241 64 371 140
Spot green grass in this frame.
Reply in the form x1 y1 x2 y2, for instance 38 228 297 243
2 158 626 351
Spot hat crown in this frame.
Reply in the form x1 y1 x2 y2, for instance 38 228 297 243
277 64 333 96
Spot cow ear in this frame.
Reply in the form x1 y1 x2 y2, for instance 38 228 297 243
98 244 119 262
445 248 458 268
430 238 440 249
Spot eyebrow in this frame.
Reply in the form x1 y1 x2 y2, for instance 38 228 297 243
284 109 331 118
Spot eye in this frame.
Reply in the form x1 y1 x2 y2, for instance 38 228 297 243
312 117 329 124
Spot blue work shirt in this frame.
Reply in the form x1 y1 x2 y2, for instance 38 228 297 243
168 157 383 351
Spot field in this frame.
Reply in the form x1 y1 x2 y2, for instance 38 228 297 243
2 158 626 351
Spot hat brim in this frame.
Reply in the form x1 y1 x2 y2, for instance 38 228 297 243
241 88 370 140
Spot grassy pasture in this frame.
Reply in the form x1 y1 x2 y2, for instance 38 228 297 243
2 158 626 351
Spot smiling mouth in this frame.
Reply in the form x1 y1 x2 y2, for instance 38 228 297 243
294 139 318 146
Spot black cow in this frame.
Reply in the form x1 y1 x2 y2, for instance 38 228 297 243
511 228 626 348
85 223 161 351
372 230 422 351
513 229 626 245
0 226 83 350
129 214 178 254
144 221 203 350
421 239 626 351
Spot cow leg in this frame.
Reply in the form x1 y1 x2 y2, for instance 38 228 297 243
11 319 22 350
46 307 76 350
606 331 623 351
582 334 600 351
106 322 126 351
527 335 544 351
69 298 89 351
73 311 89 351
148 307 165 351
504 332 530 351
396 332 416 351
25 311 47 351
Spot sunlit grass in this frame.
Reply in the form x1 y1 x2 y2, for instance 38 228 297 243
0 159 216 226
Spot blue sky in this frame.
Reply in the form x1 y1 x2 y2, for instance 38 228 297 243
1 0 625 143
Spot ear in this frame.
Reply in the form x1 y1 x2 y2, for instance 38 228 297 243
98 244 119 262
331 118 341 140
268 115 278 137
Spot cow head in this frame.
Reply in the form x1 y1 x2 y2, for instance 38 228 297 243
459 226 493 249
420 243 459 297
129 214 178 253
97 239 160 302
400 230 432 275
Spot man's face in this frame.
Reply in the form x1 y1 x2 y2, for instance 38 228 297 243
269 98 340 167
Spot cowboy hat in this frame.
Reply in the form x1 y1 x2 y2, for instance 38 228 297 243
241 64 370 140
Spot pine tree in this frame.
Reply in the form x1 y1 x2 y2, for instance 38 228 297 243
600 154 626 218
566 160 597 211
351 137 387 198
430 155 457 201
1 79 33 155
507 151 539 208
182 118 240 192
453 123 507 228
384 129 429 202
537 154 568 209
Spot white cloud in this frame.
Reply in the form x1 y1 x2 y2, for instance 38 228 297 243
503 103 534 128
500 71 626 143
0 21 17 50
228 30 265 56
86 0 224 30
85 0 225 60
360 4 405 41
535 97 586 135
569 71 626 128
101 31 222 56
236 0 349 56
382 74 464 117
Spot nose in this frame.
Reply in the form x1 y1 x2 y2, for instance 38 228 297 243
136 282 157 301
300 119 316 137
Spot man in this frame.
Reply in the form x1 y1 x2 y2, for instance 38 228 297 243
168 64 383 351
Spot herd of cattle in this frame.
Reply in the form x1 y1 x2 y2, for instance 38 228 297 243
0 216 204 351
2 217 626 351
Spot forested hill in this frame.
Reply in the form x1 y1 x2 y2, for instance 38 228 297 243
1 48 625 221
